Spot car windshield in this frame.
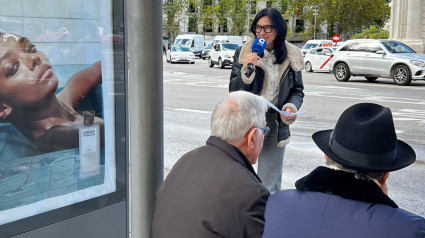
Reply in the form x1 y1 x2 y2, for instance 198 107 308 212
381 41 416 53
172 46 191 52
222 43 239 51
174 39 192 47
303 43 318 49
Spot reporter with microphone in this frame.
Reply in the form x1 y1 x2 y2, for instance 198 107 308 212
230 8 305 194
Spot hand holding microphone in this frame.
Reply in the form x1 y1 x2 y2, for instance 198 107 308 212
245 37 267 78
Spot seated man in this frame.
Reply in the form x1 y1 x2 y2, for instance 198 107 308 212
151 91 270 238
262 103 425 238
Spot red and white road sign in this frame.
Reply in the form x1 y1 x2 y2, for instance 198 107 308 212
332 34 340 43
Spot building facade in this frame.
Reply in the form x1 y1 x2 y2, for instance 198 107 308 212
390 0 425 53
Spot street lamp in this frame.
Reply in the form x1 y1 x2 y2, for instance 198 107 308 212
246 1 251 35
313 5 319 39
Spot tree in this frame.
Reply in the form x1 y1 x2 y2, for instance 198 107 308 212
352 26 389 39
317 0 391 40
282 0 308 31
211 0 233 34
163 0 187 43
187 0 215 33
229 0 248 35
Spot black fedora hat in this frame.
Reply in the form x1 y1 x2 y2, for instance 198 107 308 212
312 103 416 172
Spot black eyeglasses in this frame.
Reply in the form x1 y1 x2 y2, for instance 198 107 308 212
254 25 274 33
244 126 270 138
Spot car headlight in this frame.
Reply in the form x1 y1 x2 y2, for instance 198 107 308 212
410 60 425 67
224 53 231 57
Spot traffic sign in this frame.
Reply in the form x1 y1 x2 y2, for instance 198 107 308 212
332 34 340 43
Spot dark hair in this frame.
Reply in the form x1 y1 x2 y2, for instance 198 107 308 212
251 8 287 64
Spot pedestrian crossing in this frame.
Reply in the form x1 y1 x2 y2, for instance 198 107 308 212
164 70 425 123
393 109 425 123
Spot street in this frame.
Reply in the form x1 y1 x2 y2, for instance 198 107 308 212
163 55 425 216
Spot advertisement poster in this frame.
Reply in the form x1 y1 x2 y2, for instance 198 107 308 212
0 0 118 225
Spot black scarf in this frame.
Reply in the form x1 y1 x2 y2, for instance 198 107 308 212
295 166 398 208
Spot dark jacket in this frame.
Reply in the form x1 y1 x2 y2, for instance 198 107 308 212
151 136 270 238
229 39 304 145
262 167 425 238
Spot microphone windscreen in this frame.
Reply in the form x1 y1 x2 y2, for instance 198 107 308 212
251 37 267 54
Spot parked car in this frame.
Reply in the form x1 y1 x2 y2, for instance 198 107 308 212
304 47 334 72
201 43 212 59
174 34 204 57
301 39 333 55
329 39 425 86
208 42 240 68
212 35 243 46
167 45 195 64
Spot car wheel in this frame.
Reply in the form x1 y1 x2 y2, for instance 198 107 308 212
208 57 214 67
305 62 313 72
219 58 224 69
392 65 412 86
191 61 195 64
334 63 351 81
365 77 378 82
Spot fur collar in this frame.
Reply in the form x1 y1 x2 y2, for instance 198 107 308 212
238 38 304 76
295 166 398 208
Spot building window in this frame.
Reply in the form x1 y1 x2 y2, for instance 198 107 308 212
295 19 304 33
204 18 213 32
218 21 228 33
189 17 197 32
203 0 212 7
189 2 196 13
266 1 273 8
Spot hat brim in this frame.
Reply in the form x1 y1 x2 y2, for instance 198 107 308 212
312 130 416 172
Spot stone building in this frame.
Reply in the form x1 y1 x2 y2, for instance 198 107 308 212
390 0 425 53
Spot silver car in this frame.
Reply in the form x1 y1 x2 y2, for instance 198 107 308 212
329 39 425 86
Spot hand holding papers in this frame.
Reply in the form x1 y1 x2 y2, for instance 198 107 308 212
264 98 308 116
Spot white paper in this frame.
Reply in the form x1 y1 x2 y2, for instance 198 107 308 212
264 98 308 116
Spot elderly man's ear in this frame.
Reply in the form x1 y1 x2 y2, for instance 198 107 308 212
0 103 12 120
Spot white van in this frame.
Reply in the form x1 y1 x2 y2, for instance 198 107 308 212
213 35 243 46
174 34 205 57
302 39 333 55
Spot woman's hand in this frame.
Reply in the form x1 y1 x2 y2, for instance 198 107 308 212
244 53 261 68
280 107 295 120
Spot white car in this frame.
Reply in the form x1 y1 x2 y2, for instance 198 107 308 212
304 47 335 72
301 39 334 55
208 42 240 68
167 46 195 64
329 39 425 86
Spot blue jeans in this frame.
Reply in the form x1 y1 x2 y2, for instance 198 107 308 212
257 113 286 194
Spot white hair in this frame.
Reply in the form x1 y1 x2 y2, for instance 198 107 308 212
326 157 386 182
211 91 268 143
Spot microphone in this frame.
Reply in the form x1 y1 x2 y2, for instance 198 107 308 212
245 37 267 78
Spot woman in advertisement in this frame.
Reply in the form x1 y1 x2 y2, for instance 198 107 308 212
0 32 103 154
